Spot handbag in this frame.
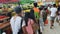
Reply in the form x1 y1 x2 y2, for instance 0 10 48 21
30 19 39 32
32 23 39 31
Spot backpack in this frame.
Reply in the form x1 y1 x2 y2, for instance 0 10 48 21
18 19 23 34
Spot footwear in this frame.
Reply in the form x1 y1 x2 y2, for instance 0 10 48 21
59 23 60 25
59 21 60 23
50 27 53 29
50 26 54 29
59 21 60 25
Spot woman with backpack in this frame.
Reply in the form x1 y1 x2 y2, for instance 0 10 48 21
10 6 26 34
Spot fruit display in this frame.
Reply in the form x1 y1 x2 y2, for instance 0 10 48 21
0 16 8 19
0 9 2 13
0 15 9 23
22 3 33 10
24 9 30 12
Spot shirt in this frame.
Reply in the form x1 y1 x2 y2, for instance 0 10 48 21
10 16 25 34
33 7 40 12
50 7 57 17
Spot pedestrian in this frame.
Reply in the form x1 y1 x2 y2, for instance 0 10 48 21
43 7 48 25
50 4 57 29
24 12 35 34
57 3 60 25
39 6 48 26
10 6 26 34
39 7 44 32
33 2 41 34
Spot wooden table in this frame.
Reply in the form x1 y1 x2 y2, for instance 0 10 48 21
0 22 11 34
0 16 10 23
0 17 11 34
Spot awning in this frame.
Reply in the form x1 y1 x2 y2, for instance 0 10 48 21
0 0 18 3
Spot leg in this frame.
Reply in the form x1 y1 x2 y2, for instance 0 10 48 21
38 20 42 34
50 17 55 29
0 29 3 34
58 16 60 25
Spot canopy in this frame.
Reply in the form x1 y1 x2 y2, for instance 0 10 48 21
0 0 18 3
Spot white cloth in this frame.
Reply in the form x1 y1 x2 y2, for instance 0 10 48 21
50 7 57 17
10 16 25 34
48 7 51 11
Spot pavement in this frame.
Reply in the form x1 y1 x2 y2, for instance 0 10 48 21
42 16 60 34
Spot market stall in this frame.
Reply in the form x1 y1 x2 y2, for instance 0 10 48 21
0 0 19 34
0 15 11 34
0 22 11 34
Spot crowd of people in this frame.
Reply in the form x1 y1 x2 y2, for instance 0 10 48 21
9 2 60 34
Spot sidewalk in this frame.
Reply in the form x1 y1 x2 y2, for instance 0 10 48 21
43 16 60 34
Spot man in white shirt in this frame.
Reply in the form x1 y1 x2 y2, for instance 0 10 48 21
10 6 25 34
50 4 57 29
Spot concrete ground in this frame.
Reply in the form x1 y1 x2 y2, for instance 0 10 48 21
42 16 60 34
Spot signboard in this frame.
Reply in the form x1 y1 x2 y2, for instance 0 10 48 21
0 0 18 3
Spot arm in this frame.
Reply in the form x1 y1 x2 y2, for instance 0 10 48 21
22 20 27 34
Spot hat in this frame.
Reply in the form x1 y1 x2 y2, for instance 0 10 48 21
14 6 22 14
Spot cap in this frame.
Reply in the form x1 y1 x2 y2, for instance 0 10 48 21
14 6 22 14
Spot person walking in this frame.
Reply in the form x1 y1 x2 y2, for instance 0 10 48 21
32 2 41 34
10 6 26 34
24 12 35 34
50 4 57 29
39 7 44 32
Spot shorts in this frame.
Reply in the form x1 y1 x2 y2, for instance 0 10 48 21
50 17 55 21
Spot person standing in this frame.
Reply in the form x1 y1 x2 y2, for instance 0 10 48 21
50 4 57 29
10 6 26 34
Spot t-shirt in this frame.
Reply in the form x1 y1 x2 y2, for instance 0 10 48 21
50 7 57 17
33 7 40 12
10 16 25 34
33 7 40 19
